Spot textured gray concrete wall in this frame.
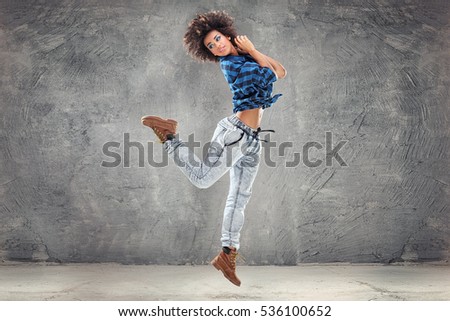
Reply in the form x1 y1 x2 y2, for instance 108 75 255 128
0 0 449 264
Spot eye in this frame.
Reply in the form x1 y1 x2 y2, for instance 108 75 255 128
208 43 214 50
215 35 221 42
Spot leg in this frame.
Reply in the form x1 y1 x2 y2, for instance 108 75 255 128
211 137 261 286
221 138 261 250
164 117 245 189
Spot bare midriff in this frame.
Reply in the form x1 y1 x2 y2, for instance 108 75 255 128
236 108 263 130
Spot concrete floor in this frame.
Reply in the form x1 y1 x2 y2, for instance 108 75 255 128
1 262 449 301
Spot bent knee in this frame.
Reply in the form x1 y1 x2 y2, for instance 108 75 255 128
191 179 214 189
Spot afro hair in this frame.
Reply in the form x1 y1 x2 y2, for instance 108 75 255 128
183 10 238 62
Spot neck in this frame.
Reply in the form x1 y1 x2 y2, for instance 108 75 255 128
230 46 239 56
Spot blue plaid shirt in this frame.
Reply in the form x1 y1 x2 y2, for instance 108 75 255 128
219 54 282 113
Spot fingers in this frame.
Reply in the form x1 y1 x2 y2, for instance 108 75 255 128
234 35 255 53
235 35 250 49
234 36 244 48
235 35 249 43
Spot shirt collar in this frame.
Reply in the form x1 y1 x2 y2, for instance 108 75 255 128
219 54 251 62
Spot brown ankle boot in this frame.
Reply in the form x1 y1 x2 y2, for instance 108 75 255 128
141 115 178 143
211 247 241 287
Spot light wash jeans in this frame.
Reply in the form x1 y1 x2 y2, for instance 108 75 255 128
164 115 263 250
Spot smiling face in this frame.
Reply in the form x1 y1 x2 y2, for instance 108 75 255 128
203 30 238 57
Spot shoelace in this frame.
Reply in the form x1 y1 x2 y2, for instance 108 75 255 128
229 252 237 269
152 127 165 143
252 128 275 143
229 252 246 268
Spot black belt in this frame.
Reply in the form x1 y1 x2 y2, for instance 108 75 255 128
252 127 275 142
234 124 275 143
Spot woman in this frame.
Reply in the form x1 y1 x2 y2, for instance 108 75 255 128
141 10 286 286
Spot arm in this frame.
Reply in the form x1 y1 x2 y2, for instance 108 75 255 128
260 53 287 79
234 35 287 79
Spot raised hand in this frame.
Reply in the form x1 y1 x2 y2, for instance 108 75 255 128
234 35 286 79
234 35 256 54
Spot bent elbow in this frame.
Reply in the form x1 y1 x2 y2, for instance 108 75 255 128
278 65 287 79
